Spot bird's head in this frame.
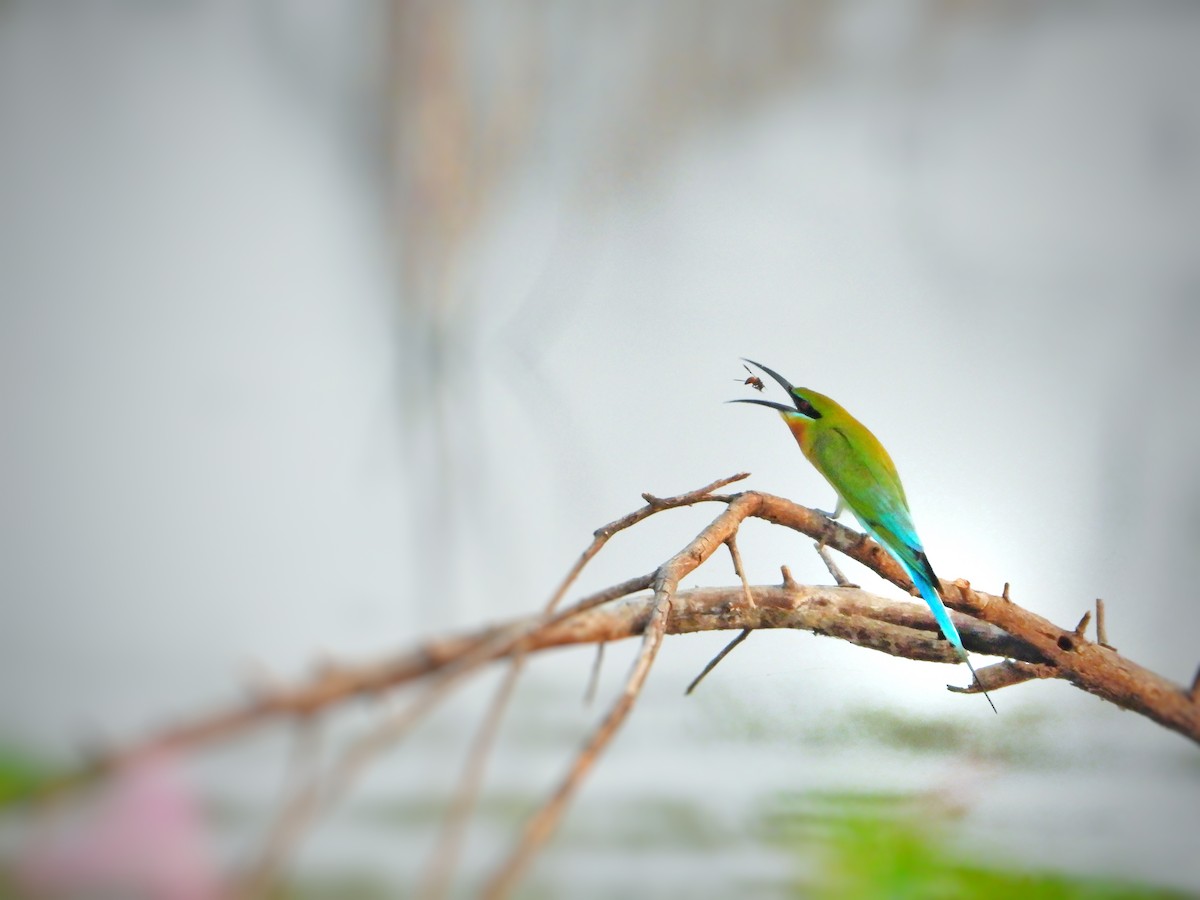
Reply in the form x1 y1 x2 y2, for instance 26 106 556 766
729 359 825 439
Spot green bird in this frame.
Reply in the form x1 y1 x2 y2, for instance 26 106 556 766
732 359 995 713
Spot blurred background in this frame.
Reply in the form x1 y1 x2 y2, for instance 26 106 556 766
2 1 1199 896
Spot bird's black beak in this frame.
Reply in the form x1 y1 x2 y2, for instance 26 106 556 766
727 397 795 413
728 359 799 414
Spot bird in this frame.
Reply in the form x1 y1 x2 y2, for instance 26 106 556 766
731 358 996 713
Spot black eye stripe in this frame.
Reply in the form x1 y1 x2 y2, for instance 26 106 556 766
793 396 822 419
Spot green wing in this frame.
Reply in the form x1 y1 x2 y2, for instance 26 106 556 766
809 426 937 586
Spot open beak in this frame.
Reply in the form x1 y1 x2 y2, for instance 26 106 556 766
728 359 799 413
727 397 795 413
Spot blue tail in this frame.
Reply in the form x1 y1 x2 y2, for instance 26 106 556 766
907 564 964 653
856 519 998 714
850 507 997 712
907 565 997 714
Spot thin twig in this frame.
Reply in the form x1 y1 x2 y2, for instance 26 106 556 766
815 541 855 587
419 660 525 900
291 657 486 865
726 535 756 611
237 719 324 897
551 472 749 613
583 643 605 705
685 629 751 695
681 536 758 695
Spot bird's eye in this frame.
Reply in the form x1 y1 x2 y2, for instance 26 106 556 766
794 397 821 419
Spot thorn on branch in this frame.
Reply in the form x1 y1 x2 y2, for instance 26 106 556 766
1073 610 1092 639
1002 582 1011 601
780 565 797 590
953 580 973 608
1095 598 1116 651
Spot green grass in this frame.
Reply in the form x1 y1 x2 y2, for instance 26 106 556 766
758 790 1188 900
0 742 61 807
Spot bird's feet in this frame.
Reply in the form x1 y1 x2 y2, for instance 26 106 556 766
815 498 846 521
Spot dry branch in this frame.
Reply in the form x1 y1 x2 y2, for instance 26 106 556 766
64 487 1198 782
22 477 1200 899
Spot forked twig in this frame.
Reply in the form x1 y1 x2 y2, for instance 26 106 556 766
483 495 759 898
683 534 757 695
422 474 749 896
